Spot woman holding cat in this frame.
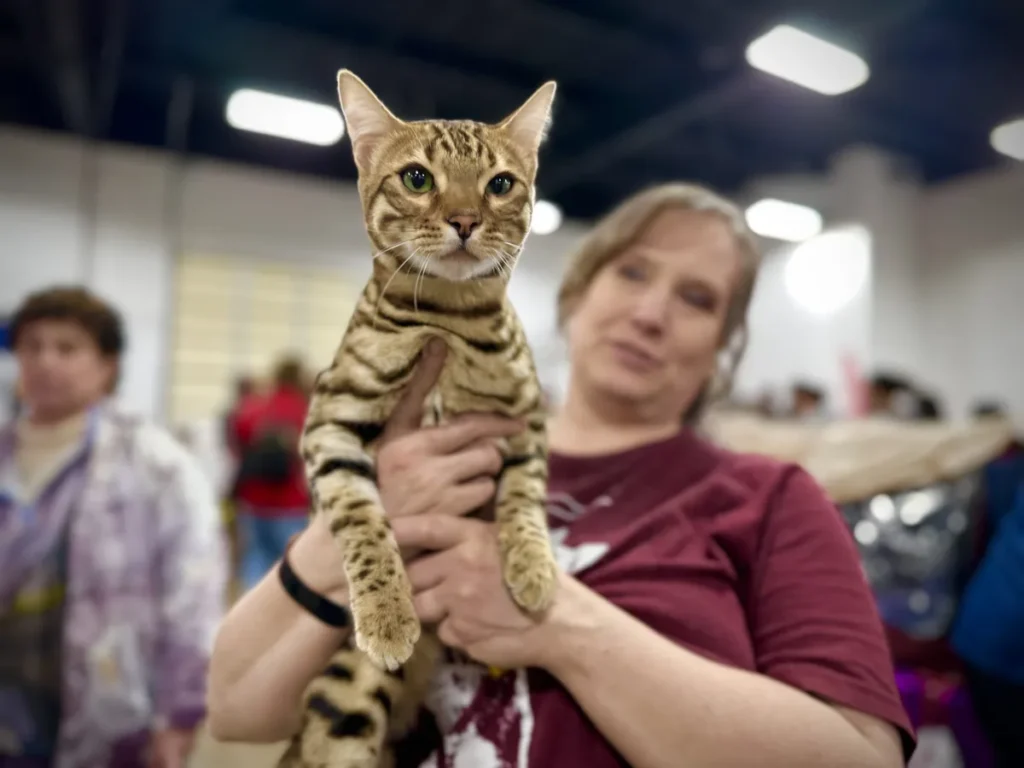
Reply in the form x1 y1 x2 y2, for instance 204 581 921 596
209 183 913 767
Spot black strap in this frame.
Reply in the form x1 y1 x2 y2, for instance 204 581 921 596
278 552 351 628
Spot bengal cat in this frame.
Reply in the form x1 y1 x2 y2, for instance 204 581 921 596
277 70 559 767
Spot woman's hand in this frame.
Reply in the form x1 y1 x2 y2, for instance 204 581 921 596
288 338 520 590
376 339 523 523
392 513 566 670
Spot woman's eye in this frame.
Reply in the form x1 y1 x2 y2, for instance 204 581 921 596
679 288 715 310
487 174 514 195
618 264 645 281
401 166 434 193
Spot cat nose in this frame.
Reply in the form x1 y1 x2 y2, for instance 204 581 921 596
447 214 480 240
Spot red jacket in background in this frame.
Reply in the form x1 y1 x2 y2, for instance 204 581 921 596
232 385 310 515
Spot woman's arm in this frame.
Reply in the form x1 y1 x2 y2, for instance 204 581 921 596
205 514 350 742
533 466 910 768
536 576 903 768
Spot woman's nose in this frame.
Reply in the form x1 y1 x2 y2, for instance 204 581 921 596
629 287 671 333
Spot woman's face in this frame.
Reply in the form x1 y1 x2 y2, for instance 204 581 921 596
566 208 741 418
15 320 115 422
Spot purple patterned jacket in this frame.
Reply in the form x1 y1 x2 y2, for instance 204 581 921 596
0 405 227 768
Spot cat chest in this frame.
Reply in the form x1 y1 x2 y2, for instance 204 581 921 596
434 341 537 416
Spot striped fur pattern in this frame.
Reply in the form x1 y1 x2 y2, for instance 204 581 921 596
278 70 559 767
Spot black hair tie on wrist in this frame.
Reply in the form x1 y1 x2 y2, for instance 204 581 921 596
278 553 351 629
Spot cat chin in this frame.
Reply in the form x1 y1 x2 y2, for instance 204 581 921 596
414 261 498 282
408 251 504 282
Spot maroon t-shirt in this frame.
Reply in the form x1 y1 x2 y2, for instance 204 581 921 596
411 429 913 767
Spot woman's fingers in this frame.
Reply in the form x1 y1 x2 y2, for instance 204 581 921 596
436 477 497 517
425 414 523 455
392 514 479 553
413 586 447 626
439 439 504 484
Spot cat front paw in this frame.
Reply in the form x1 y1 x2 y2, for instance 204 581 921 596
351 590 421 671
502 540 559 614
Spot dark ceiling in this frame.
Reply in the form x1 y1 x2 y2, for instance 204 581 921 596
1 0 1022 219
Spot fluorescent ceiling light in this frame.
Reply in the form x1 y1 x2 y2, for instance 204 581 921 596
784 225 871 315
745 198 823 242
746 25 869 95
990 117 1024 161
226 89 344 146
531 199 562 235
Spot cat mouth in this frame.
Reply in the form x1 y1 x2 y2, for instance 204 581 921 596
417 246 500 281
440 247 487 267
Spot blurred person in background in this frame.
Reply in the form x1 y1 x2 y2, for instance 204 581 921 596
231 354 311 591
914 392 943 421
223 374 257 458
950 402 1024 766
868 372 915 419
0 287 226 768
790 381 827 421
755 388 777 418
207 184 911 767
974 400 1023 475
223 374 258 578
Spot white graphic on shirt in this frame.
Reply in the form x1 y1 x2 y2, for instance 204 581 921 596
549 527 609 576
420 509 612 767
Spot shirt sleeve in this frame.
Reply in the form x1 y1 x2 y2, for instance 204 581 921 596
750 466 915 750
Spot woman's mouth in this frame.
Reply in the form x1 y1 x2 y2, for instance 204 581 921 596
610 341 661 372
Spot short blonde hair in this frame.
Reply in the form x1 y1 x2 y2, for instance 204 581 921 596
556 182 761 422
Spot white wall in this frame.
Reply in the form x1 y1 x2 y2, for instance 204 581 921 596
737 225 873 417
0 126 586 421
739 147 1024 423
917 165 1024 421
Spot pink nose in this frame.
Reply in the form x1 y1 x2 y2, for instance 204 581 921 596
447 214 479 239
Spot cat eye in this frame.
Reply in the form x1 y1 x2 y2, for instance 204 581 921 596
487 174 515 196
401 166 434 193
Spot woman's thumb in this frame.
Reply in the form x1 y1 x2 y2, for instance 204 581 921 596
384 338 448 437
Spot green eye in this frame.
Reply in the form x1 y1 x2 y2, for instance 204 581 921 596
487 174 514 195
401 166 434 193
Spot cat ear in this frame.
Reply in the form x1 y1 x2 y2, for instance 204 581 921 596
498 81 557 157
336 69 402 172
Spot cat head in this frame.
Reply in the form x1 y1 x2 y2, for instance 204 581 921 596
336 70 556 282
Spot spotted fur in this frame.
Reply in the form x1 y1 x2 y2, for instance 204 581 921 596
277 70 559 768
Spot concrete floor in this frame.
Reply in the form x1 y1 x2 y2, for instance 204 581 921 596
188 575 290 768
190 726 288 768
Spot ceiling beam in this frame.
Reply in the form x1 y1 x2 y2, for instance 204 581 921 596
289 0 689 99
541 75 758 195
41 0 91 134
199 18 591 132
92 0 132 139
542 0 937 199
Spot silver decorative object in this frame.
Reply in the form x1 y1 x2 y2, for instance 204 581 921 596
840 472 983 639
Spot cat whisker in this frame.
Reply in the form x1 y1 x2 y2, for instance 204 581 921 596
495 249 521 280
413 254 431 312
491 259 512 282
374 248 420 329
372 240 414 265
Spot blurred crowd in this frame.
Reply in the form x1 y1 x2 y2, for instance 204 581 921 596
736 372 984 424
